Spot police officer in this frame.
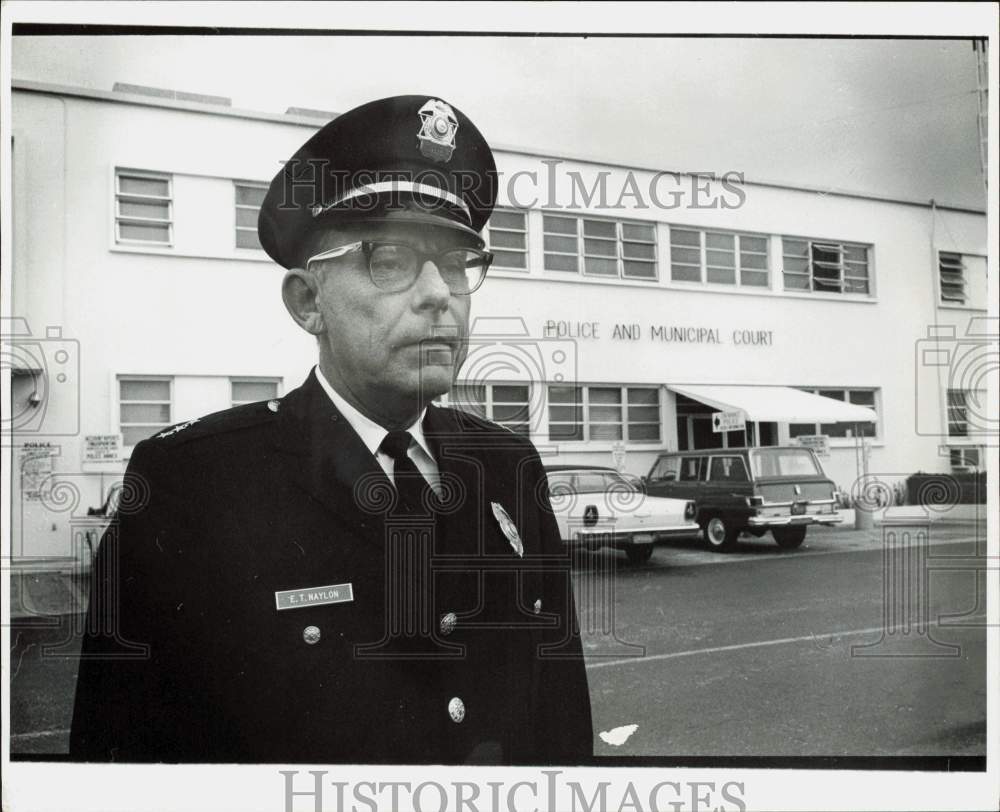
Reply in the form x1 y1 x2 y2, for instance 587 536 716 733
70 95 594 764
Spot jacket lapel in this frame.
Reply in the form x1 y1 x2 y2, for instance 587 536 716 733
424 405 498 557
275 370 388 538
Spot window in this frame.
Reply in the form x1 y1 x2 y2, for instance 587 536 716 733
947 389 986 437
119 377 172 447
546 385 660 442
709 455 749 482
450 383 531 436
939 252 966 305
542 215 657 279
678 457 705 482
485 210 528 270
648 455 682 482
750 447 821 478
115 170 172 244
670 228 769 287
938 252 988 309
231 378 279 407
781 238 870 295
789 388 879 439
949 446 981 471
235 182 268 250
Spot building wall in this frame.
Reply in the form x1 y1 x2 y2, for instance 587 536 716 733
8 84 989 564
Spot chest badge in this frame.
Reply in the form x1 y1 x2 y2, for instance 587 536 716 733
491 502 523 557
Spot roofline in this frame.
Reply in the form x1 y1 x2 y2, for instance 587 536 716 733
11 78 987 217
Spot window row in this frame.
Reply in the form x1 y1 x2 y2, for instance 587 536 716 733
450 384 884 444
115 169 266 251
485 208 874 296
119 376 890 450
113 169 874 299
119 376 280 447
448 383 662 443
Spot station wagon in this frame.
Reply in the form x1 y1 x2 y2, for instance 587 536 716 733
644 446 842 551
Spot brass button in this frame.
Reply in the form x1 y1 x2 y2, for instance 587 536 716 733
302 625 321 645
267 399 281 413
448 697 466 723
533 599 542 615
439 612 457 636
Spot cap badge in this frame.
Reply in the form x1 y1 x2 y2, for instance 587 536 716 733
417 99 458 163
491 502 523 557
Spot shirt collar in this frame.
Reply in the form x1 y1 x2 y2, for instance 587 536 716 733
313 365 434 460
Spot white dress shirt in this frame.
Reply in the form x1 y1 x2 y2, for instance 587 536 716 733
314 365 441 495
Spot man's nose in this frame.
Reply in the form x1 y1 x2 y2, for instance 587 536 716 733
412 259 452 309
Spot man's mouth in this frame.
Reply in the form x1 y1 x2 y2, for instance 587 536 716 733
418 337 456 365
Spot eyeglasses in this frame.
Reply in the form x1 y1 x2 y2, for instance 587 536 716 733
306 240 493 295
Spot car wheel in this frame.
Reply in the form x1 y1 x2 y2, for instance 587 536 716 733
773 526 807 549
625 545 654 565
702 515 740 552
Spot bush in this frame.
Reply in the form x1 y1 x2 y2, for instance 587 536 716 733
906 471 987 506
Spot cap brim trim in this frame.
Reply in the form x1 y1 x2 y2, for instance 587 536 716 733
312 181 471 221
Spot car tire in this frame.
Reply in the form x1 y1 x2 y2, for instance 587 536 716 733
702 515 740 552
773 526 807 549
625 545 654 565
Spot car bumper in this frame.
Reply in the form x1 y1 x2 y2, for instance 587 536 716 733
570 523 701 546
747 512 843 528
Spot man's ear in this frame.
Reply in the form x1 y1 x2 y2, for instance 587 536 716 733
281 268 324 335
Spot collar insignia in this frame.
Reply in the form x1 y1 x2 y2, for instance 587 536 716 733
157 418 199 439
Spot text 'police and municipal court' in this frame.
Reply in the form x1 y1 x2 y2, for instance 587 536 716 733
543 320 775 346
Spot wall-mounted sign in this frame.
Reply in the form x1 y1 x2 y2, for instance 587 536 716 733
794 434 831 457
84 434 122 463
712 411 746 433
542 320 774 346
611 441 626 472
20 442 58 501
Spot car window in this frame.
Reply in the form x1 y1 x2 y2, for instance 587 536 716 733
750 448 821 477
649 455 681 481
602 472 638 492
709 456 749 482
547 472 573 492
574 472 608 493
678 457 703 482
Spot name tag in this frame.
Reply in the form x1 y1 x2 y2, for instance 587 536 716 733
274 583 354 611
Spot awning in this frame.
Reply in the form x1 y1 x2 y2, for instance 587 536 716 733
668 384 877 423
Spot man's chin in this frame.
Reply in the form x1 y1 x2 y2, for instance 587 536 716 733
411 365 457 404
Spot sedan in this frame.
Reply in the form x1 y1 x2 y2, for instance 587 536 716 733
545 465 699 564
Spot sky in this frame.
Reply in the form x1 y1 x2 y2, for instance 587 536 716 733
11 33 987 209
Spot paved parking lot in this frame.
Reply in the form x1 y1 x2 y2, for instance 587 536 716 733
582 521 988 758
9 521 988 759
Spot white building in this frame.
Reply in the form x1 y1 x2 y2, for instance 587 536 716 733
7 79 990 566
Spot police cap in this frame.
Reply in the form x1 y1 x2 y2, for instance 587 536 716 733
258 95 498 269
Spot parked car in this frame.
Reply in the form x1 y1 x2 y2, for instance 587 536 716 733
644 446 842 552
544 465 699 564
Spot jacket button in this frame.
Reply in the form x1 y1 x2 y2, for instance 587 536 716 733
439 612 457 636
448 697 466 723
533 599 542 615
302 625 321 645
267 399 281 413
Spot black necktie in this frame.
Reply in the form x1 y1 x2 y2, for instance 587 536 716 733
379 430 434 516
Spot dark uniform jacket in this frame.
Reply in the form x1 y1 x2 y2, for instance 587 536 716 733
70 370 593 764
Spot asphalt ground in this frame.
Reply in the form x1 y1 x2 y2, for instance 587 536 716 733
8 521 990 760
581 522 989 759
